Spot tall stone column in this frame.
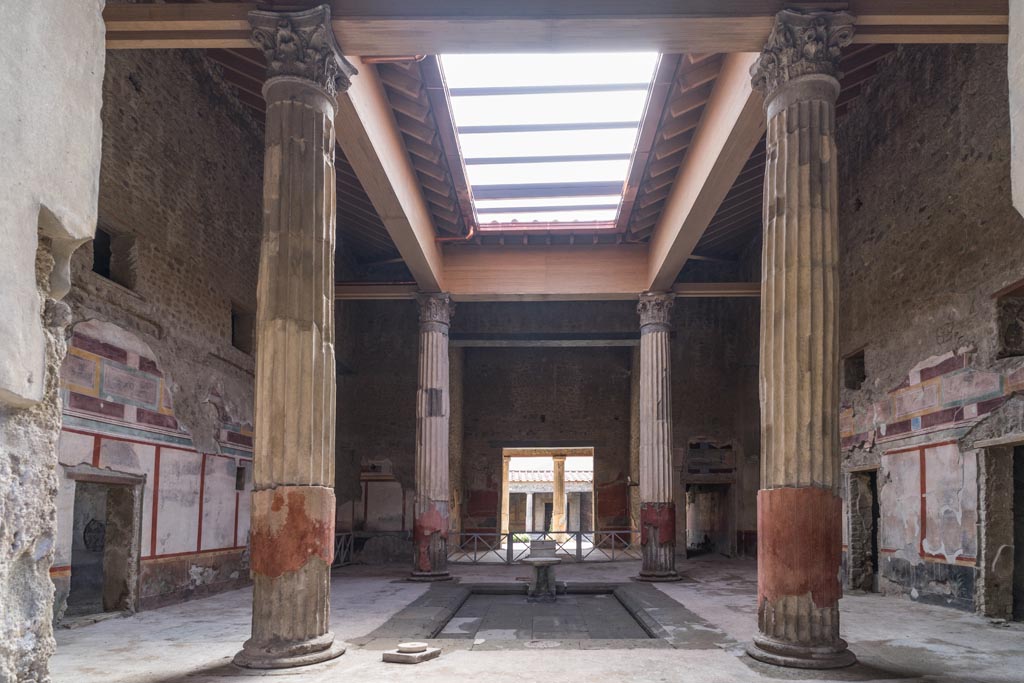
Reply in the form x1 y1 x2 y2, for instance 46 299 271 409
525 492 535 533
412 293 454 580
500 454 511 541
748 9 856 670
235 6 356 669
551 455 567 539
637 292 679 581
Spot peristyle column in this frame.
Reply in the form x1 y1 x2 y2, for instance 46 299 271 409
412 293 454 580
236 5 356 669
551 455 567 539
637 292 679 581
748 9 856 669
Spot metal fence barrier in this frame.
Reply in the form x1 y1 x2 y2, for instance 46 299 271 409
332 531 354 568
448 529 640 564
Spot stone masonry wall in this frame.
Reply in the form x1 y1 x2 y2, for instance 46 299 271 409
836 45 1024 611
54 49 263 614
0 1 105 680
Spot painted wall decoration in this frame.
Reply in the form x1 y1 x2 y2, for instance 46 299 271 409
53 321 254 612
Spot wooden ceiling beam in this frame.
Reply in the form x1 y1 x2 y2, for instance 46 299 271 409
646 52 765 292
334 58 445 292
104 2 1008 51
441 245 649 301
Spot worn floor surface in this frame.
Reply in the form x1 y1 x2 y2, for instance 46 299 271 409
51 557 1024 682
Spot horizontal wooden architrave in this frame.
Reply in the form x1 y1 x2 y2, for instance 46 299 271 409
103 2 1010 51
442 244 649 300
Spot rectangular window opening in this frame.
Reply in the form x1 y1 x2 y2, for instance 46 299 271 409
91 226 137 290
844 349 867 391
997 281 1024 359
231 305 255 355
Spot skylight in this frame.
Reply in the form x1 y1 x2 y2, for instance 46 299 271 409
440 52 660 230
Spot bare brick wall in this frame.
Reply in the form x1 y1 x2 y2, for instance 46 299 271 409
70 49 262 448
836 45 1024 610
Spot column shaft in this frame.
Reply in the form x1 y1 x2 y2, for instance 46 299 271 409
637 293 679 581
500 456 511 540
552 456 567 538
412 293 454 580
525 492 534 533
748 9 856 670
237 5 356 669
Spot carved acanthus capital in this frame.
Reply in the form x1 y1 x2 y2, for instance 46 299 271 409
638 292 674 329
417 293 454 327
750 10 855 100
249 5 357 97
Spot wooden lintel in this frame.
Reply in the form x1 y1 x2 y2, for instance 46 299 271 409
442 244 649 301
647 52 766 292
672 282 761 298
451 332 639 348
334 283 419 300
334 58 445 292
103 2 1008 51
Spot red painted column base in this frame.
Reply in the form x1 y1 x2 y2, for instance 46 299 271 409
747 487 855 670
637 502 681 582
410 500 451 581
235 485 344 669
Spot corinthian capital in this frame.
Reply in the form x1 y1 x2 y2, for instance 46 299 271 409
750 9 855 100
249 4 358 96
417 293 454 326
638 292 674 329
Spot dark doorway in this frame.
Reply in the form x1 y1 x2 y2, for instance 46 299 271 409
1014 447 1024 620
66 482 135 617
849 470 880 592
685 484 732 556
543 502 553 532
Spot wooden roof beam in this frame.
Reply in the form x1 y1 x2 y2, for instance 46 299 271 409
646 52 765 292
104 2 1009 52
334 58 445 291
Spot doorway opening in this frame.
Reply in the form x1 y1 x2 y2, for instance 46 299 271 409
1014 446 1024 620
499 447 595 555
685 484 732 556
848 469 880 592
66 480 138 618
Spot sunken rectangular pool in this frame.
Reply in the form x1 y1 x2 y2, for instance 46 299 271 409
353 580 731 651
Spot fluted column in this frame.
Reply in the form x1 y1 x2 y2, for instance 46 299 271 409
637 292 679 581
412 293 454 579
748 9 856 670
236 5 356 670
551 455 567 540
499 454 511 544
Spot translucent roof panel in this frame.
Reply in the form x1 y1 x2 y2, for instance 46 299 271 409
440 52 659 230
467 159 631 187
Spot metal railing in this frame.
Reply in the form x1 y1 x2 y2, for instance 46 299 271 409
332 532 354 568
448 530 640 564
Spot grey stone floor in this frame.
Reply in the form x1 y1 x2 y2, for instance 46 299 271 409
50 557 1024 682
441 593 650 640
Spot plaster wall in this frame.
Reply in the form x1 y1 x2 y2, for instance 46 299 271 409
0 2 105 680
1010 1 1024 216
836 45 1024 611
